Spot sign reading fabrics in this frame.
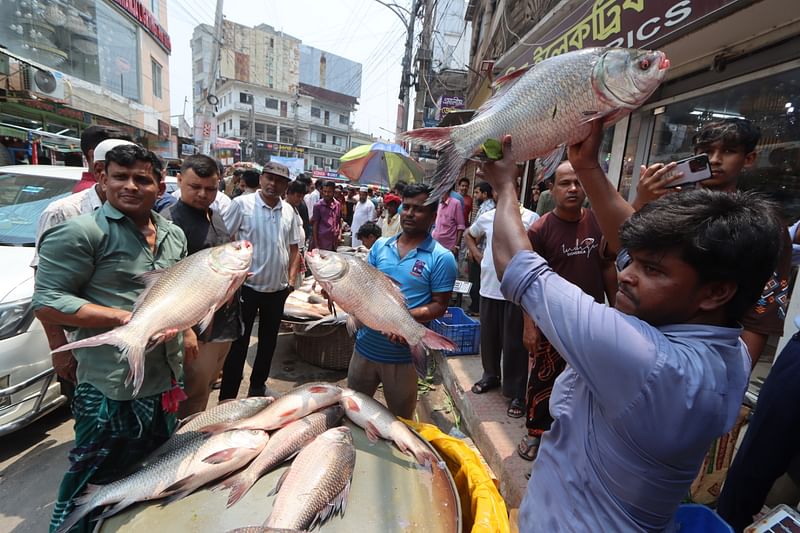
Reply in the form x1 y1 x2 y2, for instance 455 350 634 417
503 0 740 74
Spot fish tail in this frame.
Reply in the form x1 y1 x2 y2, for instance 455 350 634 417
53 484 102 533
420 328 458 353
401 127 464 204
222 471 257 507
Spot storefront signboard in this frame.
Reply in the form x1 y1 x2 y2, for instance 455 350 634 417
111 0 172 52
501 0 743 74
436 95 466 120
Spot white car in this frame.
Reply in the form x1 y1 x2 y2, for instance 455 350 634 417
0 164 84 435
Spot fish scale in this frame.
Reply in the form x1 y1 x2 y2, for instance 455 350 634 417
403 47 669 203
264 427 356 530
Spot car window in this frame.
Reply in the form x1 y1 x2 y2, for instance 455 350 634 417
0 173 75 245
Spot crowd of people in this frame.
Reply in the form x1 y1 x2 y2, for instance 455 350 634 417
27 116 800 532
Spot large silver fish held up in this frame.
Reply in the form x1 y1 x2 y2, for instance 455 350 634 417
52 241 253 396
305 249 457 376
401 47 669 202
263 426 356 530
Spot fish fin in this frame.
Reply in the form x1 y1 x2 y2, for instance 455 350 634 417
267 467 291 497
53 327 147 396
602 108 628 127
94 499 135 522
491 65 531 90
365 421 382 443
310 477 353 529
222 472 257 508
53 484 105 533
400 127 466 205
176 411 203 429
196 305 217 334
199 422 233 434
132 268 168 312
410 344 430 379
538 144 566 181
340 396 359 413
202 447 241 464
345 315 362 335
161 473 197 496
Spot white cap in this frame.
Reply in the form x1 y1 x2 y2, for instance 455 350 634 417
93 139 137 163
359 186 368 192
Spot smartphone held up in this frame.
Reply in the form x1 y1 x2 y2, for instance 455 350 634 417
662 154 712 188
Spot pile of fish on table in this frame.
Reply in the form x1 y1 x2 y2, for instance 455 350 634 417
56 383 439 533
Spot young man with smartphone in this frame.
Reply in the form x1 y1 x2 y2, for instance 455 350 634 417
632 118 790 366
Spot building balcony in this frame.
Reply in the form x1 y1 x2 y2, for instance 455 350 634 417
309 142 346 153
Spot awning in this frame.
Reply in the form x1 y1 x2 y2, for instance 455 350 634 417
0 125 27 141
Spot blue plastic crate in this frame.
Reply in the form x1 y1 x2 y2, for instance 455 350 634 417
675 504 734 533
431 307 480 355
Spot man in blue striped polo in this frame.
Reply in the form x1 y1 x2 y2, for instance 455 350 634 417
349 183 457 418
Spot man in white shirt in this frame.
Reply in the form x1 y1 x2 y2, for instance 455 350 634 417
378 193 402 239
303 178 320 215
465 176 538 420
220 161 302 399
351 186 377 248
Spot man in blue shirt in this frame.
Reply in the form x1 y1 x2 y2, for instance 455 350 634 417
349 183 457 418
478 123 783 531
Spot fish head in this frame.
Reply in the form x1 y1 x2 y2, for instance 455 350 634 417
305 249 350 282
222 428 270 449
209 240 254 274
320 426 353 445
593 48 669 109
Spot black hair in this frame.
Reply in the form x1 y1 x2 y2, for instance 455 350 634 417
475 182 493 196
458 177 470 185
692 119 761 154
321 180 337 189
242 169 260 188
356 221 382 240
180 154 219 179
295 174 311 186
287 180 307 195
233 169 244 177
80 126 130 159
619 189 782 323
393 180 408 196
105 144 164 182
403 183 438 212
64 152 84 167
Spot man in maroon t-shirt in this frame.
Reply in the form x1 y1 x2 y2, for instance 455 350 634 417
517 161 617 463
311 180 342 250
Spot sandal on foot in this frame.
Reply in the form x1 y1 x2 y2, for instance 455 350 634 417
471 376 500 394
518 435 541 461
507 398 525 418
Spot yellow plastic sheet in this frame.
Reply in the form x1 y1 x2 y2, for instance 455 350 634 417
404 419 511 533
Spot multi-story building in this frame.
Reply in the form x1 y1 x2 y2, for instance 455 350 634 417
191 20 362 175
0 0 172 164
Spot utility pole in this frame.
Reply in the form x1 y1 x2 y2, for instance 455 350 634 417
397 0 419 135
412 0 435 130
200 0 224 155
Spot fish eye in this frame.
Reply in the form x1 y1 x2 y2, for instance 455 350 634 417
639 59 651 70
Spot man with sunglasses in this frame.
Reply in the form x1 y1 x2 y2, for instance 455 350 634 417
477 122 782 531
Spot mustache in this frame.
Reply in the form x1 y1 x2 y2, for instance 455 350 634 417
617 283 638 305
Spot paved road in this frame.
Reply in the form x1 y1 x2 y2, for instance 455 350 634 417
0 329 347 532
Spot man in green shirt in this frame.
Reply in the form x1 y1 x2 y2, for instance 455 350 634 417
33 144 190 532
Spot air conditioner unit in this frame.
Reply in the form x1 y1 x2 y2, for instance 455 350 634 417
23 65 65 100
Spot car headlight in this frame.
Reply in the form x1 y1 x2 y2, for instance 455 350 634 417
0 299 35 340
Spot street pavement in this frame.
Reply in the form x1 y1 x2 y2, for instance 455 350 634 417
0 326 458 532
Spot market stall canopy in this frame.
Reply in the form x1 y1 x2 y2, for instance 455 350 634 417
339 142 424 189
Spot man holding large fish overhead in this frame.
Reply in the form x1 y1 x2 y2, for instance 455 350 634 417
32 143 189 532
477 110 784 530
341 183 456 419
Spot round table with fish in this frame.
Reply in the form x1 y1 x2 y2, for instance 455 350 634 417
100 420 461 532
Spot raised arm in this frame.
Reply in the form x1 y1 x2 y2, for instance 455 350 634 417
567 120 634 254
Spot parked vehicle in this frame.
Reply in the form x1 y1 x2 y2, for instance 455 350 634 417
0 164 84 435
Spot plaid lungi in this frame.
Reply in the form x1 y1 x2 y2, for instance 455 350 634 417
50 383 175 532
